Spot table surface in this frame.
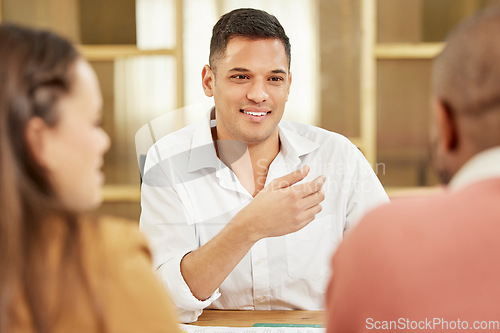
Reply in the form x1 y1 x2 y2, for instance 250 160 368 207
191 310 325 327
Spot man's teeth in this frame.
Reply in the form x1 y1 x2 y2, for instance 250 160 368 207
242 110 268 116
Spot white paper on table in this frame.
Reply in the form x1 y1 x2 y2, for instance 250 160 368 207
179 324 325 333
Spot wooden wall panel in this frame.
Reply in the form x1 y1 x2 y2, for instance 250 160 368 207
423 0 500 41
377 0 422 43
78 0 136 44
2 0 80 41
318 0 361 138
376 59 437 187
423 0 482 42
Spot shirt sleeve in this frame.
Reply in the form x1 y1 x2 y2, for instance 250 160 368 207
344 146 390 231
139 151 220 323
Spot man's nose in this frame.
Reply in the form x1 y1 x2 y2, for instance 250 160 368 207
246 79 269 103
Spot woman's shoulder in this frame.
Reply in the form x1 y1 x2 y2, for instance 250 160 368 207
94 216 146 245
79 215 180 332
80 215 150 258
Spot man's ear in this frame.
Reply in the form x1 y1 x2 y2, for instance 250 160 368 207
286 72 292 102
434 98 458 152
25 117 51 168
202 65 215 97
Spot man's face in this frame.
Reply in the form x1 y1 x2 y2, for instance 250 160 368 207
202 37 292 146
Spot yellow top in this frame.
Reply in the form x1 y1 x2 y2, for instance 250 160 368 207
9 216 180 333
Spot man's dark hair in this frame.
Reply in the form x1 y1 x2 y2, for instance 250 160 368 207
209 8 291 70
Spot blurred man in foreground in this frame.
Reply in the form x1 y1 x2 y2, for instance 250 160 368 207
327 6 500 333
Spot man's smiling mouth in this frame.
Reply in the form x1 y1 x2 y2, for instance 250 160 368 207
240 110 271 116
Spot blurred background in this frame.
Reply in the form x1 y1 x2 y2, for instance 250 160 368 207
1 0 499 220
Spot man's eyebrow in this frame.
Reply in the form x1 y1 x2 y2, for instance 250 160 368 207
227 68 288 74
228 67 250 72
271 69 287 74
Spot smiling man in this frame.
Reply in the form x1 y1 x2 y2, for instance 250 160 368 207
140 8 388 323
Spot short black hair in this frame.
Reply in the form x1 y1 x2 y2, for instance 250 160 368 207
209 8 291 70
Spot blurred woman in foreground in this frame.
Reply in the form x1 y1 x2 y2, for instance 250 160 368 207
0 23 179 333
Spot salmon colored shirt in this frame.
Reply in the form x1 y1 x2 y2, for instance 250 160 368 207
9 216 180 333
326 147 500 333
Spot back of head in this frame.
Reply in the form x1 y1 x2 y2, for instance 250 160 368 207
0 23 79 332
433 6 500 149
209 8 291 70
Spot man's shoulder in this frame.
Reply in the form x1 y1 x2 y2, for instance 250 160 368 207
352 181 500 247
330 180 500 326
145 121 202 166
362 194 441 226
370 179 500 223
154 122 199 150
335 193 446 270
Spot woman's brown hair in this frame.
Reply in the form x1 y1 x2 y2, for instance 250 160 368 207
0 24 103 333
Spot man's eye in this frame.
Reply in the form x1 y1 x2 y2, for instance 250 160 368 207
270 76 284 82
232 74 248 80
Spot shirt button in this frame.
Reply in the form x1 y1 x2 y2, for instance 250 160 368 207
257 296 266 302
255 258 263 265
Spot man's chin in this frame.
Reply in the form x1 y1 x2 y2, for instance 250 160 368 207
242 131 276 146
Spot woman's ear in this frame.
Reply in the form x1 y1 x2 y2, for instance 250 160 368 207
202 65 215 97
25 117 51 168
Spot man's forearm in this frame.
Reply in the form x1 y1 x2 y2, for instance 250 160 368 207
179 167 325 301
180 215 257 301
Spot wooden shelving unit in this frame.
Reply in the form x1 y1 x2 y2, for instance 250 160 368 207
361 0 443 193
84 0 184 203
0 0 184 205
375 43 444 60
79 45 176 61
101 185 141 202
359 0 377 165
2 0 473 200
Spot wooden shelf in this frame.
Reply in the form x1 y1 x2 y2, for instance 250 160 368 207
375 43 444 59
78 45 175 61
102 184 140 202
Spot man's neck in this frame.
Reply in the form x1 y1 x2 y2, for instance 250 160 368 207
246 137 280 196
213 127 280 197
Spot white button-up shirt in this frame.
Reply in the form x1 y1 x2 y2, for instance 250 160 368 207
140 111 389 323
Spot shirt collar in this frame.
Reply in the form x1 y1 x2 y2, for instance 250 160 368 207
449 146 500 191
186 110 320 172
277 122 320 165
187 108 220 172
